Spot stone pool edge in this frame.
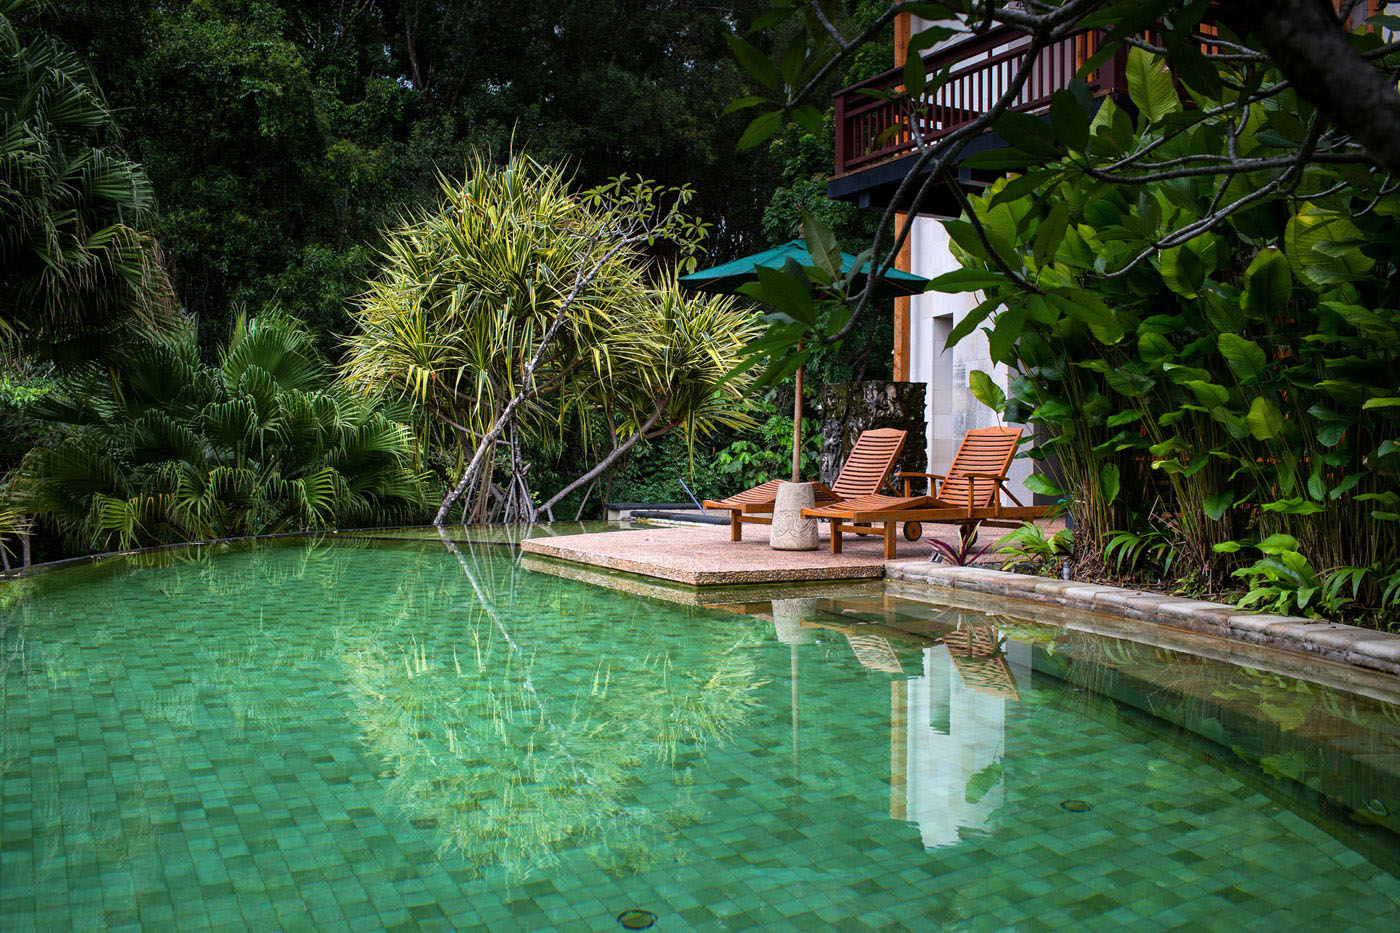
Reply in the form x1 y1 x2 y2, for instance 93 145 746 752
885 562 1400 677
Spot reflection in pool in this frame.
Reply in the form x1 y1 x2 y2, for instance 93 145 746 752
1 532 1398 929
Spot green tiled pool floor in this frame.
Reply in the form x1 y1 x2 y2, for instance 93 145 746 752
2 538 1398 929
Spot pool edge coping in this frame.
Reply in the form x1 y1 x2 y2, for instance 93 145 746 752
885 561 1400 677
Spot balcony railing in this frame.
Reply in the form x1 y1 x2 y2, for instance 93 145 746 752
834 25 1126 177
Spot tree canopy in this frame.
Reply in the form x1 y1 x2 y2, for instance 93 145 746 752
46 0 788 349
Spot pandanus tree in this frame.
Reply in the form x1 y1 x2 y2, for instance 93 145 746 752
0 0 175 362
342 154 763 524
13 312 427 549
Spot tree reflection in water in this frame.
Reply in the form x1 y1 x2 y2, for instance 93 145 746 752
334 530 769 882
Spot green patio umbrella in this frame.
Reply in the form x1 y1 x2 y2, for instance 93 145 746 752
680 239 931 483
678 239 930 299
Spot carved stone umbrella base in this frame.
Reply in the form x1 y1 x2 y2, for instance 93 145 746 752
769 481 819 551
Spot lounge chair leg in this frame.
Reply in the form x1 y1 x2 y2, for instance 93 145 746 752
831 520 843 554
731 511 742 541
884 521 896 559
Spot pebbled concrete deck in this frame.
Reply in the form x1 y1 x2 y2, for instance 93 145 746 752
518 523 891 585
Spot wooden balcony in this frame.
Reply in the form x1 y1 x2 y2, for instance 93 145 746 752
834 26 1128 179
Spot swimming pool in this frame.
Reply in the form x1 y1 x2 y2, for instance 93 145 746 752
2 531 1398 929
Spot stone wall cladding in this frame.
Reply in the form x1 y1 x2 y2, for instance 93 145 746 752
817 381 928 487
885 561 1400 677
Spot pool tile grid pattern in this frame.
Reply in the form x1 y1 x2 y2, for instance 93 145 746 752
2 539 1399 930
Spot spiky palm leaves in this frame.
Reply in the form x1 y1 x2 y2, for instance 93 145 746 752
342 154 761 521
14 313 427 550
0 0 175 362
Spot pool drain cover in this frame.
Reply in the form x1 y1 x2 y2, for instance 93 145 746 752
618 909 657 930
1060 799 1093 813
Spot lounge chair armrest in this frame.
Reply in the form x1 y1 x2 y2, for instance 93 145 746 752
960 472 1027 509
893 471 944 496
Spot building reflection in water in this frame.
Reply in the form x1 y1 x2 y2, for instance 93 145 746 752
892 623 1031 848
764 597 1031 849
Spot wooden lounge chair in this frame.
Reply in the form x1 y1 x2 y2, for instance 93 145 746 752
703 428 908 542
803 426 1050 559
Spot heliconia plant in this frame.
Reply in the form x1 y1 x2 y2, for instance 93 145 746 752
935 49 1400 624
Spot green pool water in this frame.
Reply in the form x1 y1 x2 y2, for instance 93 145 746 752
3 532 1399 930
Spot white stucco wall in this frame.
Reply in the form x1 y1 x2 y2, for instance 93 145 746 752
907 216 1034 502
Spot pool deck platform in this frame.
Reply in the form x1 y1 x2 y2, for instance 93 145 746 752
517 521 1027 585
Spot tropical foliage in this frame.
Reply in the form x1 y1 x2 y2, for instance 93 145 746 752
14 312 427 550
46 0 785 345
342 155 763 523
937 50 1400 623
0 0 173 361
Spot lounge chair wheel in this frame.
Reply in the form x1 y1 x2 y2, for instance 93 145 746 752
903 521 922 541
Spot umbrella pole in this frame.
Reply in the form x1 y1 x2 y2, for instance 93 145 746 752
791 348 804 483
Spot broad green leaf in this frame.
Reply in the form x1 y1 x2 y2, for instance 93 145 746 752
987 305 1026 364
1284 204 1374 286
1137 331 1174 364
1050 89 1090 150
1246 396 1284 440
1125 48 1181 125
1186 380 1230 408
925 268 1007 293
945 298 999 348
745 6 797 34
1164 34 1222 99
1032 203 1070 269
1159 244 1203 298
1099 463 1120 506
1024 474 1064 497
1204 491 1233 520
903 53 926 98
1262 498 1326 515
1217 333 1267 383
726 35 780 92
720 95 770 117
737 110 783 151
990 111 1063 159
800 211 840 280
1363 397 1400 409
968 369 1006 414
789 104 824 135
750 265 814 325
988 170 1057 209
1049 289 1124 344
1257 533 1301 553
1241 247 1292 316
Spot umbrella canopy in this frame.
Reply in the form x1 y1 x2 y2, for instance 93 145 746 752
678 239 930 298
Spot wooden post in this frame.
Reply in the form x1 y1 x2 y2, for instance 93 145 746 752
892 9 914 380
893 222 912 381
892 0 915 384
791 350 804 483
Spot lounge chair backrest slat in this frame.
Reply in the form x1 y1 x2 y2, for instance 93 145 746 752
829 428 908 500
937 427 1022 507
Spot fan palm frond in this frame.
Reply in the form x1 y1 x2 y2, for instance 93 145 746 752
15 311 428 550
